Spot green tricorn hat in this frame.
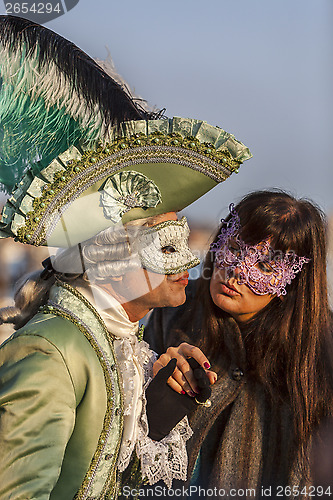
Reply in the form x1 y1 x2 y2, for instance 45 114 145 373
0 117 252 247
0 17 252 247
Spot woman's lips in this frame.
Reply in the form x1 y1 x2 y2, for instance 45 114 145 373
221 282 241 296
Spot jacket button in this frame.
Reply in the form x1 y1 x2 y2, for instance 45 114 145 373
105 453 113 460
231 368 244 381
115 408 120 416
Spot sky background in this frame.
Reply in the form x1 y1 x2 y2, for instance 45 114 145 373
1 0 332 224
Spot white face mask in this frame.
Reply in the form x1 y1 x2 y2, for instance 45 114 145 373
133 217 200 275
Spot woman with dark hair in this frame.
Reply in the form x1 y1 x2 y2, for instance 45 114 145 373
145 190 333 498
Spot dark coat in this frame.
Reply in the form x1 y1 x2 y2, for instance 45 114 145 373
144 281 315 500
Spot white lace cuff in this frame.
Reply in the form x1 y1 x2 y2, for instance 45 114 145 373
136 416 193 488
140 341 158 385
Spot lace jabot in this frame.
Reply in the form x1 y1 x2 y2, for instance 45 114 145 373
76 283 192 488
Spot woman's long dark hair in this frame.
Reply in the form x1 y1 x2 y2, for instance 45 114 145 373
191 190 333 451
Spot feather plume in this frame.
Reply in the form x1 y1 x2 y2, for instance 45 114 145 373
0 16 153 191
95 48 163 118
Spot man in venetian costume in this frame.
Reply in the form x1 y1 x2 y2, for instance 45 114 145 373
0 17 252 499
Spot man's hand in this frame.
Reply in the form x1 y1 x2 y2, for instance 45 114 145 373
153 343 217 396
146 358 212 441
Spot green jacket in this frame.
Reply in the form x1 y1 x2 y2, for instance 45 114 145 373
0 281 123 500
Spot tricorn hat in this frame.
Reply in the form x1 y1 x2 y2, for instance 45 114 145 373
0 17 252 247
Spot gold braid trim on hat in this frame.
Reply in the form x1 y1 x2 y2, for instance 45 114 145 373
16 132 241 245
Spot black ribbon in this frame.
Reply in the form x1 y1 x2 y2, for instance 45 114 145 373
40 257 55 281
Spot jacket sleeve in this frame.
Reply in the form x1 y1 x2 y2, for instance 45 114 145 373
0 334 76 500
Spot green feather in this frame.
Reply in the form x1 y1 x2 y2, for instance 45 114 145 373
0 47 99 191
0 16 147 192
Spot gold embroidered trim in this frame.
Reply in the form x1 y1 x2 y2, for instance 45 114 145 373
17 132 241 245
140 257 200 275
137 325 145 342
141 215 188 234
42 280 124 499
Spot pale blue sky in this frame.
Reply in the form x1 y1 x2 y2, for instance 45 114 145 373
1 0 332 223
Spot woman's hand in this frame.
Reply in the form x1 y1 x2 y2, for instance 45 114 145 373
153 342 217 395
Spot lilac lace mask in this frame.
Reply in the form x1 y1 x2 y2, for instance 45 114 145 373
210 205 310 297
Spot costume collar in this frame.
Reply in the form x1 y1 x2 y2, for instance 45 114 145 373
76 282 139 339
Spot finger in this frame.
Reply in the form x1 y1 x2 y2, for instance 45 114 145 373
191 366 212 403
178 343 211 371
188 358 200 370
154 351 198 393
152 357 184 394
193 367 210 388
206 371 218 385
153 353 172 377
195 386 212 403
187 357 217 385
163 345 210 393
154 358 177 384
170 377 197 398
194 368 217 386
164 367 197 396
171 356 200 394
167 366 190 393
166 371 185 394
181 381 195 395
153 358 188 394
178 362 200 394
164 347 198 390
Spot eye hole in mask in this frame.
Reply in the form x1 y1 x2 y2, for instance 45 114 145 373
256 260 274 275
226 239 274 276
162 245 176 254
133 217 200 274
227 239 242 258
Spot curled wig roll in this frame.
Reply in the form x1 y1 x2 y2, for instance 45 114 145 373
53 224 142 279
0 215 158 329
